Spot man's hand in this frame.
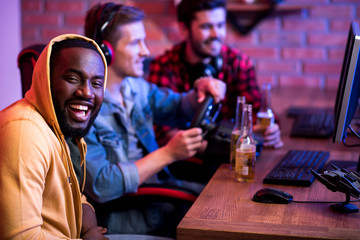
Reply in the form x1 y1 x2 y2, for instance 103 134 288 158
82 227 108 240
164 128 204 162
81 204 108 240
254 123 283 149
193 77 226 103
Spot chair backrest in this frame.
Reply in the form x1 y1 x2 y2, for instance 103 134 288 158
17 44 46 97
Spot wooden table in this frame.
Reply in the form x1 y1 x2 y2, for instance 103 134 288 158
177 87 360 240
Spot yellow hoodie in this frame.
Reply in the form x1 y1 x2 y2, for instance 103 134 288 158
0 34 107 239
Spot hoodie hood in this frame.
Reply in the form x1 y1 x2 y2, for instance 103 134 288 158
25 34 107 136
25 34 107 189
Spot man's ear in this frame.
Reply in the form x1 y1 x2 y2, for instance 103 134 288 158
178 22 189 39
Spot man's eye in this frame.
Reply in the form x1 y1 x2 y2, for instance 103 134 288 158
129 40 140 46
92 80 104 88
201 25 211 30
217 22 226 29
65 77 79 83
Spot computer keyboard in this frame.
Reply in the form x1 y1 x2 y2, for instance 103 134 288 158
287 106 333 118
263 149 330 187
287 107 334 138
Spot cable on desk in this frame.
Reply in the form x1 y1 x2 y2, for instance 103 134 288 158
343 125 360 147
292 199 360 204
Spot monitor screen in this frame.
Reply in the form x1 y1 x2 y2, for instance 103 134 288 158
333 22 360 143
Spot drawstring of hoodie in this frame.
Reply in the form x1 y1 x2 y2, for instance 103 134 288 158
75 138 87 193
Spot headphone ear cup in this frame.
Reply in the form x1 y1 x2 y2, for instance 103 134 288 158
203 56 223 77
212 56 223 73
100 40 114 66
203 64 217 77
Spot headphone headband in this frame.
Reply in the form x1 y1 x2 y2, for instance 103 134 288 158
93 3 117 66
93 3 116 42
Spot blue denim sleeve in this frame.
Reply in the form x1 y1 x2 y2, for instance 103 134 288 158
179 90 197 120
145 83 197 128
84 122 140 204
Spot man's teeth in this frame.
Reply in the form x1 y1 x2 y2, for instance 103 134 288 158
69 104 88 111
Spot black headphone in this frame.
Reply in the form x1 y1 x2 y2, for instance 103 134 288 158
202 56 223 77
188 56 223 86
93 3 118 66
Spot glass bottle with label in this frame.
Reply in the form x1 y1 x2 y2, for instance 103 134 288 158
235 104 256 182
230 96 246 169
256 82 275 133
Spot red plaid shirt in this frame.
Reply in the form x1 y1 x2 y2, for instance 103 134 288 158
147 42 262 141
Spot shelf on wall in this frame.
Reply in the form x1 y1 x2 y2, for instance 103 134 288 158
227 2 304 35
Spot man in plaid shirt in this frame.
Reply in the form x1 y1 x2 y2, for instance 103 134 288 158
148 0 283 149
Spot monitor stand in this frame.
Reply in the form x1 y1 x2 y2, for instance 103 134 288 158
330 193 359 213
319 156 360 213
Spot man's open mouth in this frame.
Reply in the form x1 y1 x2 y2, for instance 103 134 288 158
68 104 91 122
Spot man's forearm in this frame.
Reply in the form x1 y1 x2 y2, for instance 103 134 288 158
81 204 98 235
81 203 108 239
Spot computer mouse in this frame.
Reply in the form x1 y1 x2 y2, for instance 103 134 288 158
252 188 293 204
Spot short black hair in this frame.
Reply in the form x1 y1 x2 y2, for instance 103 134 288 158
50 38 102 70
177 0 226 28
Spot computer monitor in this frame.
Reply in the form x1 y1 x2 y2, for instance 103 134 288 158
333 21 360 144
331 21 360 173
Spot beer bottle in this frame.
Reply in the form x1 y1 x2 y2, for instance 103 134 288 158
230 96 246 169
235 104 256 182
256 82 275 133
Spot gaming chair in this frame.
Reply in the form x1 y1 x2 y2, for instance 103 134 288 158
17 44 46 97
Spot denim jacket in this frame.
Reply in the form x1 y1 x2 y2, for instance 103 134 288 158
84 77 197 203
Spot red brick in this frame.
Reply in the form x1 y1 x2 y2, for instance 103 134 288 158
88 0 100 7
279 75 322 88
257 60 298 73
285 0 327 3
22 40 43 49
328 48 346 61
307 33 348 47
147 43 173 57
303 62 342 74
65 15 85 27
22 27 38 40
227 30 255 45
237 47 277 59
131 1 169 15
282 47 325 60
41 27 83 40
145 27 166 42
259 32 302 45
332 0 360 3
282 19 326 32
330 20 354 32
23 13 61 26
22 0 42 11
310 5 353 18
45 1 85 13
257 18 278 32
145 16 178 30
166 29 182 42
256 73 276 88
325 75 341 90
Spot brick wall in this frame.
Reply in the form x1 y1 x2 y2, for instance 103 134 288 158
21 0 360 89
